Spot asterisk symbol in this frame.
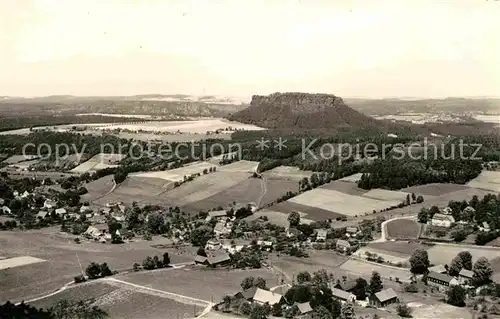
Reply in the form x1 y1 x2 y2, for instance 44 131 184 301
256 138 270 150
274 137 287 150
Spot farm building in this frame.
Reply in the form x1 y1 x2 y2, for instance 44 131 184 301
194 255 209 265
206 253 231 267
286 228 302 238
331 288 356 303
370 288 398 307
206 239 222 250
458 269 474 284
43 199 57 209
336 240 351 252
430 214 455 228
295 302 313 315
206 210 227 221
36 210 49 219
233 287 258 302
428 264 447 274
427 271 459 290
346 227 359 235
253 288 284 306
315 229 328 242
80 205 92 214
214 220 231 237
441 207 452 215
333 280 357 293
55 208 67 216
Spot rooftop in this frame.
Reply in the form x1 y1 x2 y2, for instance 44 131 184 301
374 288 398 302
253 288 283 305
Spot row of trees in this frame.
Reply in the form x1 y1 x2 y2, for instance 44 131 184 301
0 299 108 319
137 253 171 271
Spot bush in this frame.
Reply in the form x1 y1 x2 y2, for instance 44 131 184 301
74 275 86 283
404 283 418 293
397 304 412 317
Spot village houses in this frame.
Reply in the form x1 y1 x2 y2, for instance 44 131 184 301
430 213 455 228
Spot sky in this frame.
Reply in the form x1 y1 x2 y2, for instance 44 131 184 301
0 0 499 98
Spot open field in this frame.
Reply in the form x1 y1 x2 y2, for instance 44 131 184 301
362 189 410 202
2 155 39 164
217 160 259 173
262 166 313 181
82 175 115 202
402 183 471 196
367 242 427 257
288 189 402 217
271 201 344 221
319 180 368 196
466 170 500 193
91 176 173 206
0 228 196 303
338 173 364 183
0 256 46 270
182 177 298 212
354 247 408 265
29 280 204 319
117 267 278 301
71 153 125 173
131 161 217 182
385 219 420 239
426 244 500 266
245 209 314 227
339 259 412 282
269 251 349 282
93 119 265 134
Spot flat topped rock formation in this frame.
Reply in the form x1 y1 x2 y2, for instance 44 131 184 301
228 92 382 129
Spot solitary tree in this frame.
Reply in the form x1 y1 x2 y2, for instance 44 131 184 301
100 263 112 277
409 249 430 274
396 304 412 317
369 271 383 294
473 257 493 286
458 251 473 270
352 278 368 300
446 285 466 307
162 252 170 266
85 262 101 279
241 277 255 290
297 271 312 284
340 302 355 319
288 211 300 227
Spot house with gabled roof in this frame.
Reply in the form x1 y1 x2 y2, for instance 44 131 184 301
205 210 227 222
336 239 351 252
333 279 357 293
428 264 447 274
315 229 328 242
233 287 258 302
430 214 455 228
458 269 474 285
295 302 313 315
370 288 399 307
207 253 231 267
427 271 459 291
54 208 67 216
252 288 285 306
331 288 356 303
36 210 49 219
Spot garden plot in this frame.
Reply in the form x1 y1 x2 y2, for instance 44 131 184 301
0 256 46 270
354 247 408 265
262 166 313 181
362 189 410 202
288 189 401 217
466 171 500 193
217 160 259 173
29 281 204 319
71 153 125 173
131 161 216 182
385 219 421 239
182 178 298 212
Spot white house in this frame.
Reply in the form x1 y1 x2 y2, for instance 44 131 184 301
316 229 328 242
480 222 491 232
54 208 67 216
206 239 222 250
431 214 455 228
44 199 57 209
441 207 453 215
